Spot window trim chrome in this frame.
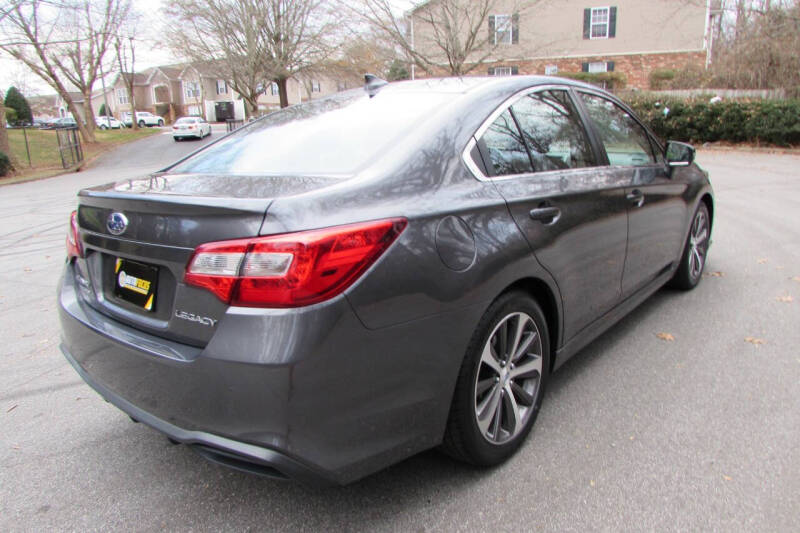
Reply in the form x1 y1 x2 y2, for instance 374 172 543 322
462 84 600 182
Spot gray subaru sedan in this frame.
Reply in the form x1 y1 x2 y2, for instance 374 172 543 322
59 76 713 485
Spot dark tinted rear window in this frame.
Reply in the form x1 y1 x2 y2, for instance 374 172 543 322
170 91 451 176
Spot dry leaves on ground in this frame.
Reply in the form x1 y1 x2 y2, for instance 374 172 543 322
791 276 800 282
744 337 766 346
656 332 675 341
705 271 725 277
776 295 794 303
757 258 768 264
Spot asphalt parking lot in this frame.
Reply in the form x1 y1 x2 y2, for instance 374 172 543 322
1 134 798 531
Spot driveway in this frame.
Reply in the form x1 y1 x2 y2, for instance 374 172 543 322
1 138 798 531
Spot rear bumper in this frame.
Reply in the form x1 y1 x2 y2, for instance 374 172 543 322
58 262 480 484
60 341 335 485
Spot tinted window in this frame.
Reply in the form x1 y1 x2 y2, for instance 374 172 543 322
170 91 450 176
579 93 656 166
511 90 596 171
480 109 533 176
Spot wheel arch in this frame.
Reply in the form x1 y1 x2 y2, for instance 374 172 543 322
700 193 714 231
498 277 561 373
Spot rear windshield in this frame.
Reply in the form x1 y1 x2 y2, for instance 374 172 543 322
168 90 451 176
175 117 198 124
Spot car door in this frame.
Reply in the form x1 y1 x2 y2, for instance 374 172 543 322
576 91 688 298
475 87 630 342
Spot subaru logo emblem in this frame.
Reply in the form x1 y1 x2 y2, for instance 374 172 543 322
106 212 128 236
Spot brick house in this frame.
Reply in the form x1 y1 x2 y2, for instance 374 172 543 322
410 0 720 89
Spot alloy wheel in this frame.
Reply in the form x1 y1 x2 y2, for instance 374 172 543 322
688 209 709 280
474 312 543 445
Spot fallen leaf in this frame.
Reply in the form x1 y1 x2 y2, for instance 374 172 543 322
629 436 635 441
776 295 794 303
590 480 595 487
6 404 18 413
23 267 32 272
757 258 768 264
709 271 725 277
75 397 86 401
656 332 675 341
723 475 732 481
776 266 784 270
744 337 766 345
791 276 800 282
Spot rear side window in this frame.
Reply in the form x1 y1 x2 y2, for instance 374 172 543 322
510 90 596 171
579 93 657 166
480 109 533 176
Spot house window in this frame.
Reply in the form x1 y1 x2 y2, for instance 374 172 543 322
493 67 513 76
591 7 610 39
545 64 558 76
116 88 129 105
270 82 279 96
588 62 607 73
184 81 200 99
493 14 512 44
153 85 170 104
311 81 321 93
216 79 228 94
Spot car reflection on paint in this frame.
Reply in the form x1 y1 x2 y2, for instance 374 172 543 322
58 76 713 485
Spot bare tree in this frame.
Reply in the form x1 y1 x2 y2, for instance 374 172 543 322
0 0 132 144
346 0 531 77
114 35 137 130
711 0 800 89
166 0 338 110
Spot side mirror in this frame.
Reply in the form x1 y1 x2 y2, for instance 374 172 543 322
665 140 695 167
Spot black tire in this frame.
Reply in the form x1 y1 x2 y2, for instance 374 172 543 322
669 203 710 290
442 291 550 466
138 120 145 128
99 124 108 130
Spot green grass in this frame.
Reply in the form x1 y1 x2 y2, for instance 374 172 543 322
3 126 160 181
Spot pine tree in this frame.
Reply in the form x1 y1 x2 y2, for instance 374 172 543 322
4 87 32 125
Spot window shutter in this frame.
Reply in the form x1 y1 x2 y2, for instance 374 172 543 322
581 62 589 73
488 67 495 75
488 15 496 45
511 13 519 44
607 61 615 71
583 8 591 39
609 7 617 38
511 66 519 75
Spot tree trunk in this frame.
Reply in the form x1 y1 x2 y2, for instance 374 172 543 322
128 80 138 130
60 89 95 144
83 88 97 140
0 97 12 168
277 78 289 108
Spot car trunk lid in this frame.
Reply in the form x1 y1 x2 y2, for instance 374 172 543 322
73 172 345 346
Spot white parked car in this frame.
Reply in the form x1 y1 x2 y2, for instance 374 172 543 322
95 116 125 130
122 111 165 128
172 116 212 141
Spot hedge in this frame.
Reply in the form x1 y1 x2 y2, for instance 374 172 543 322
0 151 12 177
626 97 800 146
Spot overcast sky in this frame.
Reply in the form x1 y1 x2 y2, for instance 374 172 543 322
0 0 171 97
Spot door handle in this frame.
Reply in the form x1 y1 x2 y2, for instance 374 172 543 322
529 206 561 224
626 189 644 208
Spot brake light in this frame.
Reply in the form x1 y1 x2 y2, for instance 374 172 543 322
66 210 83 259
184 218 407 307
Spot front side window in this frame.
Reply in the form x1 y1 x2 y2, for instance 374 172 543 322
511 90 596 172
480 109 533 176
579 93 656 166
591 7 609 38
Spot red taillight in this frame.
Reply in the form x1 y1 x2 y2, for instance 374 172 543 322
184 218 407 307
66 210 83 259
